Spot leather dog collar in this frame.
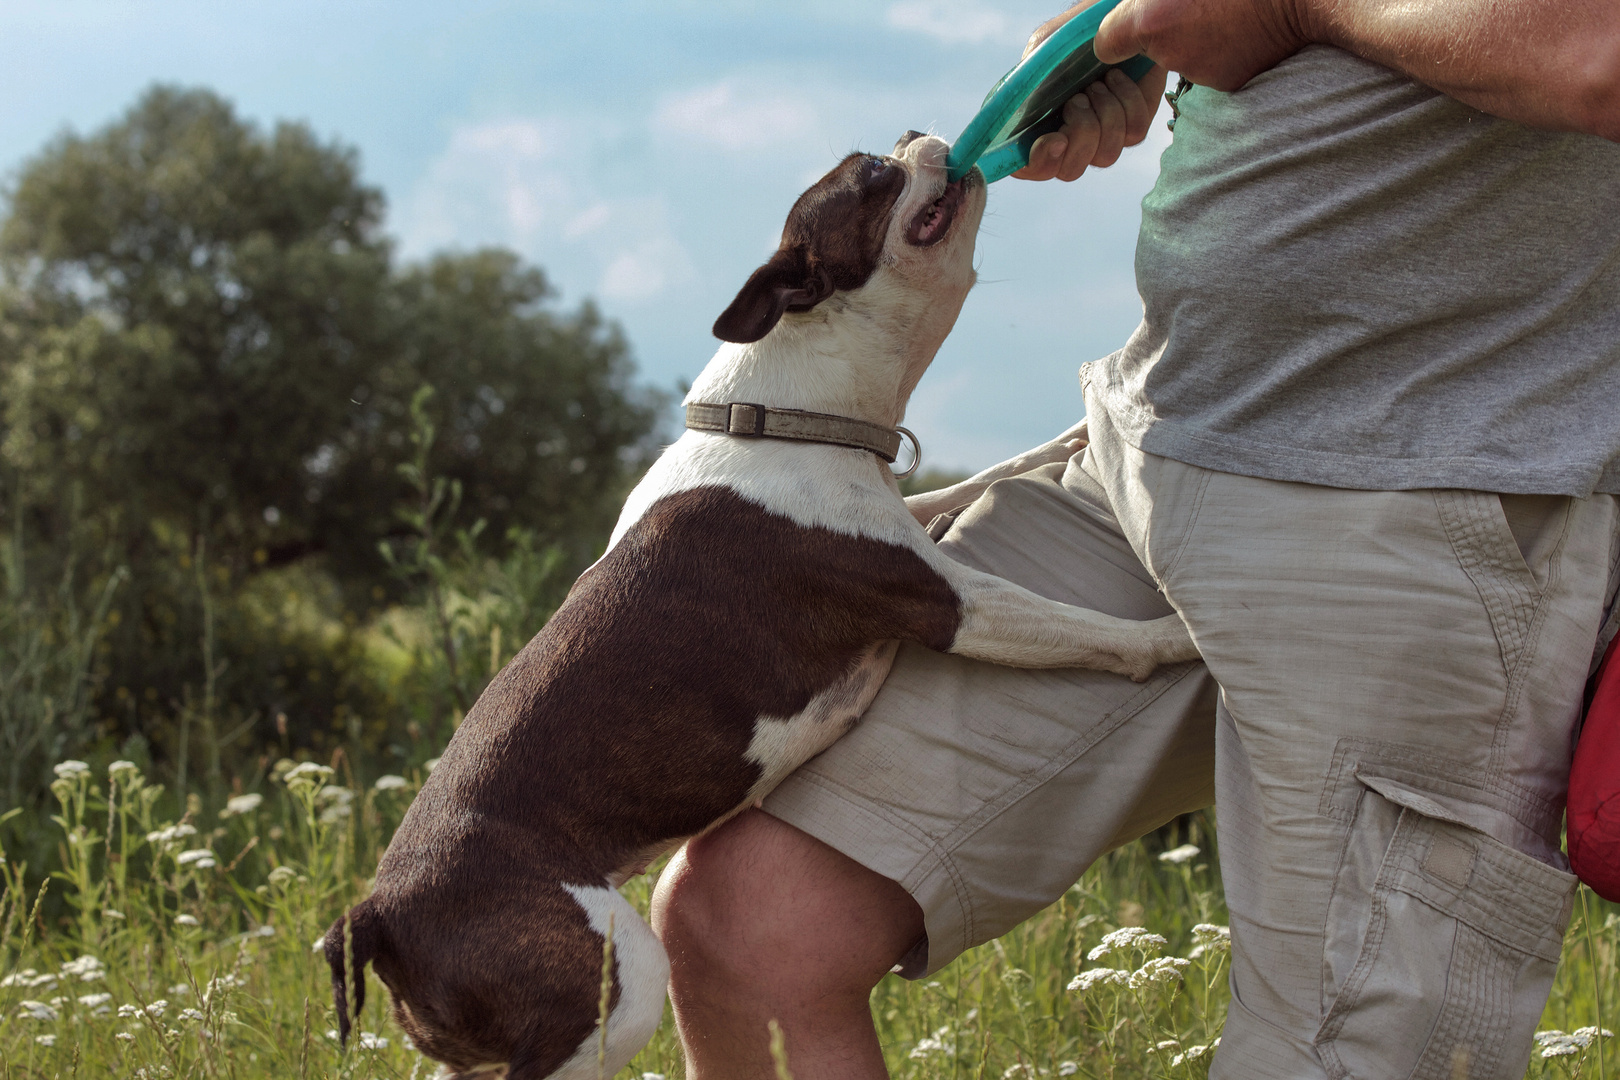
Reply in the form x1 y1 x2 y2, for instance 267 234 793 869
685 401 920 478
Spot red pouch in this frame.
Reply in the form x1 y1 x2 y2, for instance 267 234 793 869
1569 633 1620 901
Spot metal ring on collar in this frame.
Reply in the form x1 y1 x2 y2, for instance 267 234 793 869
892 426 922 480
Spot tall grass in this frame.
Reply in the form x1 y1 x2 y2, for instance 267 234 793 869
0 769 1610 1079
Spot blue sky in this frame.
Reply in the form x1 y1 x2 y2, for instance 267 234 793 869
0 0 1173 471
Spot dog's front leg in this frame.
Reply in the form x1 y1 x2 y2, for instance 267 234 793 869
904 419 1089 525
943 562 1197 681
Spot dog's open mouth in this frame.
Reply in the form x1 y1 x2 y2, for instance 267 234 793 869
905 176 969 247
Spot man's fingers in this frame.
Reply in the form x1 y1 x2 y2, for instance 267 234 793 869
1109 66 1167 144
1055 95 1103 181
1084 81 1129 168
1012 132 1068 181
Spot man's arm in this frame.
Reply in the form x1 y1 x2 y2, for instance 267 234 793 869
1094 0 1620 142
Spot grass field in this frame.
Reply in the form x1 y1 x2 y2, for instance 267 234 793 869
0 761 1612 1079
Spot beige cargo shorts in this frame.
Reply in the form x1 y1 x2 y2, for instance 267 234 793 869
764 372 1620 1080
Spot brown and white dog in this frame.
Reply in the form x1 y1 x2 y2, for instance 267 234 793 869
323 131 1196 1079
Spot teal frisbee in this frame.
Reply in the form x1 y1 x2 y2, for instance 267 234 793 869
946 0 1154 184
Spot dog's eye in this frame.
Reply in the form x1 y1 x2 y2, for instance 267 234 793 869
866 157 892 175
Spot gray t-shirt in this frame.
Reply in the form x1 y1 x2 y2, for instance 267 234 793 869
1091 45 1620 497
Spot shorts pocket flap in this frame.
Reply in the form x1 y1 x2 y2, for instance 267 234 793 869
1375 802 1574 963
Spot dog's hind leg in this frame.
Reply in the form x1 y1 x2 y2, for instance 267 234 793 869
509 885 668 1080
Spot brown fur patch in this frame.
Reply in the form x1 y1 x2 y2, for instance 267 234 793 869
340 486 962 1074
713 153 907 343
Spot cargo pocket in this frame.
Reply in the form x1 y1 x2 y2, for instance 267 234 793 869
1315 780 1575 1080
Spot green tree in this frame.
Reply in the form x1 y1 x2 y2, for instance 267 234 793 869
0 85 663 779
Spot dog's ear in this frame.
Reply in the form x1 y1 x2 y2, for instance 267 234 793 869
712 249 834 344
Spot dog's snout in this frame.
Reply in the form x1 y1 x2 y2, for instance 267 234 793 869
893 130 928 154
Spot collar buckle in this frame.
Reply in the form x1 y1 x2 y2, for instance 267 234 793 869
726 402 768 437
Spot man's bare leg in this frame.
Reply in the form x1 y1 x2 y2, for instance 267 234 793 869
652 809 924 1080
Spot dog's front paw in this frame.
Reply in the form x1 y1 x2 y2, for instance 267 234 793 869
1110 616 1198 682
1148 615 1199 668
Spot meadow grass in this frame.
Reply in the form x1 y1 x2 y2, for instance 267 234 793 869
0 763 1612 1079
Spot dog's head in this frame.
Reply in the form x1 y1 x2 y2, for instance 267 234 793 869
713 132 985 346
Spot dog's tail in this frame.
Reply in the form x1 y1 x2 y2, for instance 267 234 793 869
324 899 384 1045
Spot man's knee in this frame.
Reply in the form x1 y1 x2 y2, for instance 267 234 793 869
652 809 924 1001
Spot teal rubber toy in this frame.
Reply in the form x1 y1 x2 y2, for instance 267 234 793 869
946 0 1154 184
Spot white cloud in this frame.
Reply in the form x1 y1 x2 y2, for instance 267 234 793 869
653 81 818 152
398 118 693 306
405 119 571 250
564 203 612 240
886 0 1016 45
601 236 693 301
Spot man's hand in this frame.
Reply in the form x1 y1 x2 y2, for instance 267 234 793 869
1011 2 1169 183
1094 0 1306 92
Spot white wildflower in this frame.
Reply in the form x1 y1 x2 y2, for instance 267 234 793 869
253 924 275 937
312 937 329 954
176 849 216 868
1130 956 1192 989
108 760 140 778
425 757 441 772
1056 1064 1079 1077
1158 843 1200 864
1189 923 1232 958
102 909 126 920
325 1028 341 1041
358 1031 389 1049
78 992 113 1008
206 974 242 998
1087 926 1166 960
221 793 263 816
317 785 354 822
179 1008 205 1023
115 1031 136 1042
1172 1044 1214 1068
2 968 57 988
145 1000 169 1017
909 1026 955 1060
118 1004 142 1018
268 865 298 886
642 1074 667 1080
374 774 408 791
145 823 198 847
1534 1028 1610 1058
53 760 91 780
1155 1039 1181 1050
174 914 200 927
1002 1064 1048 1079
1066 968 1129 993
283 762 335 785
35 1034 56 1047
169 983 191 996
19 1000 59 1020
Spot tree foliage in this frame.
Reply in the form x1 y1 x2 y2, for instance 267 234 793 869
0 86 664 775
